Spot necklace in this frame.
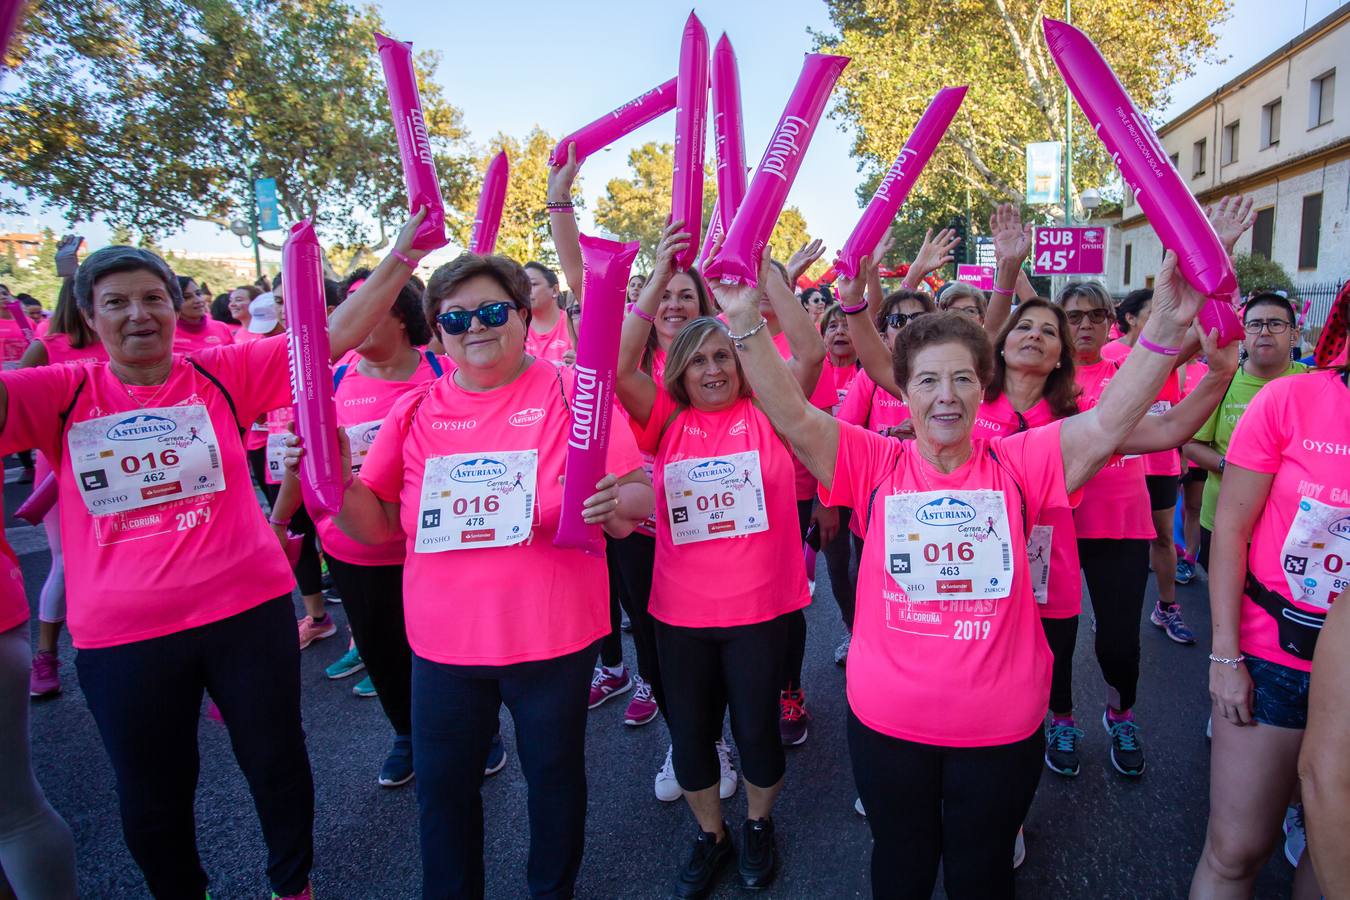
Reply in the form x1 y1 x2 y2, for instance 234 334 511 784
112 363 175 409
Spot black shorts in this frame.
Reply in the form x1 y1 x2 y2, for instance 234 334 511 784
1145 474 1179 511
1181 467 1207 486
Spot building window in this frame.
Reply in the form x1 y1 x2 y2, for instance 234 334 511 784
1192 139 1207 176
1251 207 1274 260
1169 152 1180 171
1123 244 1133 285
1298 193 1322 269
1310 70 1335 128
1222 121 1240 165
1261 99 1282 148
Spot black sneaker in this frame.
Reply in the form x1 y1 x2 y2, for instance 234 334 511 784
1044 720 1084 776
1103 710 1146 777
675 822 734 899
739 817 778 890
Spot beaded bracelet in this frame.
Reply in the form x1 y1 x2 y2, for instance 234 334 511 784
728 317 768 349
546 203 574 214
1208 653 1245 669
1137 335 1181 356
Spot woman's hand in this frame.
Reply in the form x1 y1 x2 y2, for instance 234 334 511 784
870 230 895 267
1197 322 1239 381
281 426 354 483
811 503 840 546
548 141 581 204
885 420 917 441
990 204 1032 269
713 280 761 327
581 473 625 526
835 257 870 309
910 227 962 278
1207 194 1257 256
786 238 826 285
1210 660 1255 726
650 219 691 288
1148 250 1206 333
392 206 432 263
269 520 289 551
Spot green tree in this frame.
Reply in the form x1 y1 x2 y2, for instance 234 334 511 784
1232 252 1295 297
593 142 717 269
2 0 475 258
453 128 571 267
768 206 813 268
814 1 1228 223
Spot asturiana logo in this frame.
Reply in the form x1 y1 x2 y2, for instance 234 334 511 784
762 116 809 182
509 407 545 427
1330 515 1350 541
689 459 737 483
106 414 177 442
450 458 507 483
914 497 976 527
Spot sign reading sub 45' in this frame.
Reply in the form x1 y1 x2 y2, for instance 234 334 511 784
1031 227 1107 276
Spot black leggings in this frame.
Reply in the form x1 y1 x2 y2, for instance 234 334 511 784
783 499 814 692
1040 616 1079 716
1078 537 1150 712
848 710 1043 900
609 532 664 715
655 615 788 791
599 545 624 669
76 596 313 898
822 509 857 630
249 446 323 597
325 556 412 737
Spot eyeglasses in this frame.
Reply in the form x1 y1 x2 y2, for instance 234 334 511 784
1244 318 1291 335
436 301 516 335
1065 308 1109 326
565 305 581 319
884 311 928 330
950 304 982 318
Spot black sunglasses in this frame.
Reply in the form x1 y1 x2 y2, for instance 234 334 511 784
884 311 928 330
436 301 516 335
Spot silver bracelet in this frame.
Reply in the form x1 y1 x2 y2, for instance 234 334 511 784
728 317 768 350
1208 653 1246 669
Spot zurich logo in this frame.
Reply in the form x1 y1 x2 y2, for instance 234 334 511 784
689 459 736 483
914 497 977 527
449 458 507 483
1329 515 1350 541
106 414 177 442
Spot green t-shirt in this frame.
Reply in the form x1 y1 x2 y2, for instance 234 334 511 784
1194 361 1308 529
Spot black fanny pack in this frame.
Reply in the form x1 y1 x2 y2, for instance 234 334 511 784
1246 571 1326 662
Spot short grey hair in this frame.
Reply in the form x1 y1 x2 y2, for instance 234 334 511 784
1054 280 1112 311
74 246 183 314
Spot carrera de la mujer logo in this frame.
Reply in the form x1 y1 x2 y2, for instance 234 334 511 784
913 496 976 527
106 414 177 442
688 459 737 483
449 458 507 483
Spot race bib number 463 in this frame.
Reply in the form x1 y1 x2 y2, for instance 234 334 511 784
883 489 1015 602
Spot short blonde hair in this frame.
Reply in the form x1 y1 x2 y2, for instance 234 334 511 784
662 317 752 407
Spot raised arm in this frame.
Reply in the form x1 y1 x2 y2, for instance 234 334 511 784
901 227 960 291
548 142 585 303
1059 250 1202 493
328 209 432 361
784 238 826 287
1208 194 1257 256
715 280 840 487
841 259 902 400
616 221 687 427
762 251 825 396
1119 326 1237 454
986 204 1032 336
865 231 894 316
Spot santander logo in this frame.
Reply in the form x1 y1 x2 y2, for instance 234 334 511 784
509 407 545 427
762 116 809 182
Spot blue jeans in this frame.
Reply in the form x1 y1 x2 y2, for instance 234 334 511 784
411 642 596 900
1247 654 1312 729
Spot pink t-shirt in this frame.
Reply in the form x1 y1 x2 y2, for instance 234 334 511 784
359 358 643 666
973 395 1081 619
172 318 235 353
1226 370 1350 672
40 333 108 367
315 352 445 565
524 315 572 366
823 421 1071 746
1071 358 1154 539
635 391 811 628
772 330 825 502
835 370 912 539
0 317 31 370
1103 339 1182 477
0 337 296 648
34 317 51 338
0 536 25 634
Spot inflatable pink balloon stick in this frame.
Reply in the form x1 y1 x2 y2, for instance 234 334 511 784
4 300 34 343
711 33 748 229
555 234 642 556
671 12 710 271
0 2 24 67
15 472 56 526
835 86 967 280
703 54 849 287
282 220 345 516
551 77 678 168
469 151 509 255
697 205 722 271
1043 18 1241 344
375 32 448 252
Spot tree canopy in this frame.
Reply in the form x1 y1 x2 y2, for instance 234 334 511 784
453 128 571 268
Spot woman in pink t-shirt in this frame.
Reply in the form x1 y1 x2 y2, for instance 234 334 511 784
171 276 235 353
312 251 651 899
1192 364 1349 897
715 251 1207 900
815 302 861 666
522 261 573 366
0 220 430 899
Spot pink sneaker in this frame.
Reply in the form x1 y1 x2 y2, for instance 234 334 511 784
271 881 313 899
587 666 632 709
29 649 61 697
623 675 659 726
298 616 336 650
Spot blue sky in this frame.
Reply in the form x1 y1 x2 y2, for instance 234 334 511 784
2 0 1346 260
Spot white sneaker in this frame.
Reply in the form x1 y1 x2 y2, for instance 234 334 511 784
716 739 738 800
854 796 866 817
1283 804 1306 866
654 745 682 802
1013 827 1026 869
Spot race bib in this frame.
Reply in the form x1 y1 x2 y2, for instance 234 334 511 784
1 336 27 371
1027 525 1053 605
1280 496 1350 609
883 490 1015 601
67 405 226 516
414 450 537 553
265 432 287 484
663 450 769 545
345 419 383 474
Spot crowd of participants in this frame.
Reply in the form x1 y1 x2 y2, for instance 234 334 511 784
0 161 1347 900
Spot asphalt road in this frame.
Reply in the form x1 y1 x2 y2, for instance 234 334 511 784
9 475 1297 899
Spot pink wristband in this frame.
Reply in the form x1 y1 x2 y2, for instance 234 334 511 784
630 307 655 323
840 301 869 316
1137 335 1181 356
390 249 416 269
991 285 1013 297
